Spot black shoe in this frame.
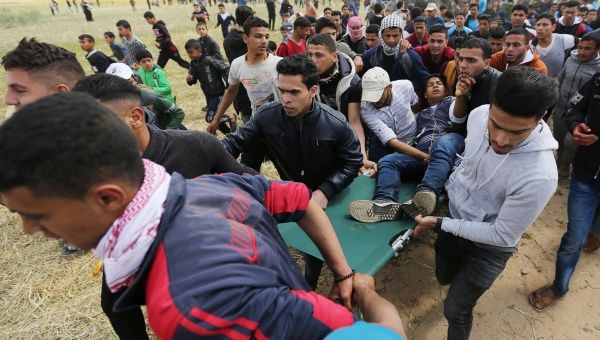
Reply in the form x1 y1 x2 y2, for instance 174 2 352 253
348 199 402 223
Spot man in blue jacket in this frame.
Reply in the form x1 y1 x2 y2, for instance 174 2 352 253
362 14 430 97
0 91 406 340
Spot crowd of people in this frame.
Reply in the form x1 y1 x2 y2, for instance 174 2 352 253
3 0 600 339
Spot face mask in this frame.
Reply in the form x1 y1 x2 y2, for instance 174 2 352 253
382 41 400 56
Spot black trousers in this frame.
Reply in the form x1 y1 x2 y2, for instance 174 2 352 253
157 49 190 70
268 12 276 30
101 274 149 340
435 230 512 340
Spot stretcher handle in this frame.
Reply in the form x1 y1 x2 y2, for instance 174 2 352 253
391 228 414 255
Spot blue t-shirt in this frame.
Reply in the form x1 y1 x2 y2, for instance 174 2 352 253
325 321 403 340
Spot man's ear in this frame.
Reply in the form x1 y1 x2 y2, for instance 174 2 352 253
130 106 146 129
91 184 130 213
56 84 71 93
310 84 318 98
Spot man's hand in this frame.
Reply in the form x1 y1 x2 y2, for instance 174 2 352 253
413 215 438 237
206 121 218 135
360 159 377 177
155 42 161 49
352 273 376 300
311 189 329 209
399 39 412 52
353 55 364 73
573 123 599 146
455 74 476 97
328 274 354 310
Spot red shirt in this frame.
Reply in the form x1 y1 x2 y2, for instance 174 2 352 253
277 38 307 57
413 45 455 74
407 31 429 47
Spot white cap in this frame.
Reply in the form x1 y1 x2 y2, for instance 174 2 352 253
106 63 134 80
361 67 391 102
425 3 437 11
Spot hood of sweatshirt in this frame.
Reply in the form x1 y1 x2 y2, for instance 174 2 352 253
558 16 582 27
444 105 558 249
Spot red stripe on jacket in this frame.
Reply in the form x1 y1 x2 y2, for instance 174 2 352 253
289 290 355 330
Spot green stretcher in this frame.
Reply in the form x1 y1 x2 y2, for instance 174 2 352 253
278 175 416 275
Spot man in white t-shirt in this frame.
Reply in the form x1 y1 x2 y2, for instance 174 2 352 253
359 67 420 162
534 13 576 78
209 17 282 135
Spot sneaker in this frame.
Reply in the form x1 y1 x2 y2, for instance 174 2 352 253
202 106 207 112
61 244 80 255
402 190 436 218
348 199 402 223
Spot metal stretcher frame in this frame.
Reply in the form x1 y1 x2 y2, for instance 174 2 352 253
278 175 416 276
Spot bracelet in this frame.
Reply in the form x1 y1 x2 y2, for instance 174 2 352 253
334 269 355 282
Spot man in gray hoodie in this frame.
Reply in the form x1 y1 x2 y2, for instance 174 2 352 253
413 67 559 340
553 34 600 175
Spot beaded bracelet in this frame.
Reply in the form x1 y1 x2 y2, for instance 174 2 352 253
334 269 356 282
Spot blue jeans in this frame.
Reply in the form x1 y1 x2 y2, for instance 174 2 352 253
373 133 465 201
553 174 600 296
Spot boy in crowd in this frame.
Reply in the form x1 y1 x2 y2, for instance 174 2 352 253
490 28 548 75
190 3 207 23
73 73 254 339
555 0 589 37
0 91 406 340
471 14 491 39
136 49 175 103
488 26 506 54
414 24 455 74
103 31 128 62
280 25 290 42
185 39 234 134
350 73 463 222
365 24 380 49
196 19 224 60
425 3 444 29
116 19 148 68
534 13 576 78
210 17 282 136
465 3 479 31
78 34 115 73
510 4 537 37
407 16 429 47
277 16 312 57
448 12 473 46
443 10 455 30
585 9 597 30
413 67 558 339
143 11 190 70
215 3 236 38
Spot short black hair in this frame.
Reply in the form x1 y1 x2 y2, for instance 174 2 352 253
315 17 337 33
461 37 493 59
444 11 454 19
324 7 332 12
396 1 404 10
511 4 527 13
104 31 116 39
308 33 337 53
425 73 447 91
366 24 380 34
73 73 141 105
294 16 312 29
536 13 556 24
276 55 319 89
414 16 426 24
478 14 491 21
580 32 600 49
373 3 383 13
565 0 580 8
0 92 144 198
331 10 341 17
491 66 557 119
78 34 95 43
2 38 85 86
429 24 447 37
218 3 224 7
469 3 478 9
506 27 530 44
116 19 131 29
243 16 269 36
411 7 422 19
235 5 255 26
268 40 278 53
184 38 202 50
136 49 153 61
455 12 465 19
143 11 155 19
196 19 208 27
579 6 589 13
489 26 506 39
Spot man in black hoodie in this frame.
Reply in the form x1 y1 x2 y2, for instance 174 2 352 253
143 11 190 70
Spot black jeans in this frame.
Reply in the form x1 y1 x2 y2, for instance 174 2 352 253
435 231 512 340
304 254 323 290
101 274 149 340
157 49 190 70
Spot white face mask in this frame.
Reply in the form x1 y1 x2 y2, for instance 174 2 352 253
382 41 400 56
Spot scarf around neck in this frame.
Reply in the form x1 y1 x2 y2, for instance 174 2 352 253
92 159 171 293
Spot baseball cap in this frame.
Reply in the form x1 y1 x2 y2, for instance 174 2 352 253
425 3 437 11
361 67 391 102
106 63 134 80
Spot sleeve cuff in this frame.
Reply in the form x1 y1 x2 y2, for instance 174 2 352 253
318 182 337 200
449 101 467 124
